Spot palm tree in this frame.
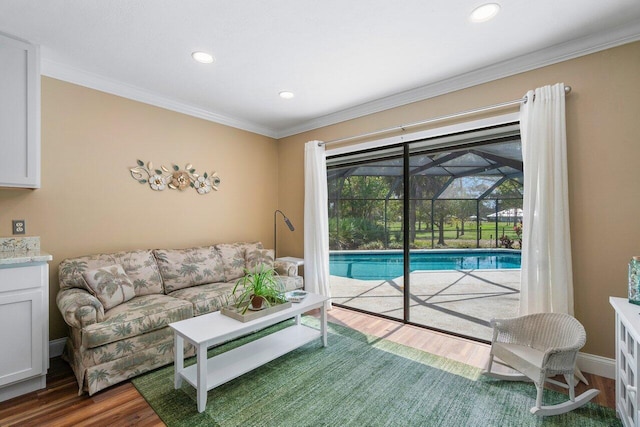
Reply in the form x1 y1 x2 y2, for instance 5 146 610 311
93 266 132 301
179 263 199 279
60 260 88 277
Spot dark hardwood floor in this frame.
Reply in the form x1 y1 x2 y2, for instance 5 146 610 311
0 307 616 426
0 357 163 427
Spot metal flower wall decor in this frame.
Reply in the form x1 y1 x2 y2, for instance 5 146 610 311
129 160 221 194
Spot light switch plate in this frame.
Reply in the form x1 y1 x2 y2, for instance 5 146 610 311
12 220 25 235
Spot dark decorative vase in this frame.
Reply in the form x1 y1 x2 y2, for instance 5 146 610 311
250 295 266 310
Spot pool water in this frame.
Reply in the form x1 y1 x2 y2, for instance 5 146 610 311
330 250 521 280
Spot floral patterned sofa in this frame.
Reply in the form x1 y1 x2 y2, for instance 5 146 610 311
56 242 303 396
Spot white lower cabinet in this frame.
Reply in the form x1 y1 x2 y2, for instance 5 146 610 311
0 262 49 401
611 297 640 426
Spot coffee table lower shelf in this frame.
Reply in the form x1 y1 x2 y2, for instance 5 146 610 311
179 324 321 391
171 292 329 413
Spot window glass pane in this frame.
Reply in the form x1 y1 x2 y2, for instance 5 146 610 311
328 152 404 321
439 176 501 199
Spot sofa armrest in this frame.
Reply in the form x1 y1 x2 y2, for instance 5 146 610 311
56 288 105 329
274 260 298 277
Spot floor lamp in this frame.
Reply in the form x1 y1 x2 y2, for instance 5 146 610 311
274 210 295 258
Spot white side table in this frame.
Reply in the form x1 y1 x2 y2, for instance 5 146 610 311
275 256 304 266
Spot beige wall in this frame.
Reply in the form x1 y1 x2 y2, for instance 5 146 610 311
2 42 638 357
278 41 640 358
0 77 279 340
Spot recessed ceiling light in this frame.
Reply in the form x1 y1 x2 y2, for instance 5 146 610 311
279 91 295 99
469 3 500 22
191 51 215 64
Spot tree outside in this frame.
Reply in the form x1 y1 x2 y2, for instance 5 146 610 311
328 174 523 250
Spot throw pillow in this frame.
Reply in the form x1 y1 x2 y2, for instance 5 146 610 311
82 264 136 310
216 243 249 281
246 248 275 273
112 250 164 296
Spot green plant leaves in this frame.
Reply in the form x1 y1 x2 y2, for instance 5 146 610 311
232 266 286 313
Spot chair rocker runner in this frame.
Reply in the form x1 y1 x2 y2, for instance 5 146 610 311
483 313 600 416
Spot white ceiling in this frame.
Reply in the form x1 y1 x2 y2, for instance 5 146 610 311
1 0 639 138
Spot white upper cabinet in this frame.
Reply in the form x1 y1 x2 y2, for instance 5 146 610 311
0 33 40 188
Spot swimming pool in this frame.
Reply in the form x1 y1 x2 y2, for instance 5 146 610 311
330 250 521 280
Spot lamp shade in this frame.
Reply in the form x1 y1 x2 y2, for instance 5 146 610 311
274 210 295 257
284 217 295 231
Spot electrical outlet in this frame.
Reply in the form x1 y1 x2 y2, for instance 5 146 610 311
12 220 25 235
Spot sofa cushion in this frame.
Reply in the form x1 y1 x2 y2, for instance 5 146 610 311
83 264 136 310
81 294 193 349
216 242 263 281
246 248 275 272
59 250 164 296
277 275 304 292
153 246 226 293
112 250 164 296
169 282 236 316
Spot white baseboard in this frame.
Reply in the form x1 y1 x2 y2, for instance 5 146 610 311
0 375 46 403
577 352 615 379
49 338 67 358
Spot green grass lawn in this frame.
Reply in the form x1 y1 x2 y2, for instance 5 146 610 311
332 220 522 250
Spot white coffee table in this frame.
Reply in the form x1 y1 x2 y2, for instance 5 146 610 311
170 292 329 413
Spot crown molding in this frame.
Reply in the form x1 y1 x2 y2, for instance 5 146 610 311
40 58 278 138
39 19 640 141
275 19 640 139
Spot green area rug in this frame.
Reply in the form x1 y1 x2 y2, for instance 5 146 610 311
132 318 621 427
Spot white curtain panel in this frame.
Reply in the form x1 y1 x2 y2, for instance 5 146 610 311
519 83 574 315
304 141 332 305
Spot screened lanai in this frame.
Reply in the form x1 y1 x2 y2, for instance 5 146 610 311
326 123 523 341
327 123 524 251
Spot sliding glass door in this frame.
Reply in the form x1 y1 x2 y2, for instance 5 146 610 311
327 145 404 320
327 123 523 341
406 135 523 340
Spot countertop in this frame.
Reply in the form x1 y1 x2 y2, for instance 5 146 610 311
0 251 53 266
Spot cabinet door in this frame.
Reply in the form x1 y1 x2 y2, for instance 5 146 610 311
0 289 44 386
617 315 639 426
0 33 40 188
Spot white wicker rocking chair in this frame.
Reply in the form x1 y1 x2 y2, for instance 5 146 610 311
484 313 600 416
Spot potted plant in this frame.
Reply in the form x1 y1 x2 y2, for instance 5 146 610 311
231 265 287 314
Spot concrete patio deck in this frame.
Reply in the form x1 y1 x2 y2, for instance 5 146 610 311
329 269 521 342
